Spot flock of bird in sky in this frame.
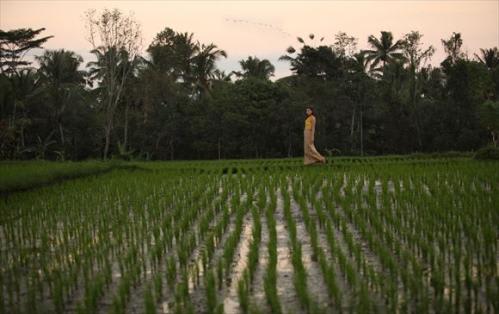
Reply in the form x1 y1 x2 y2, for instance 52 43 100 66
224 17 329 49
224 17 295 38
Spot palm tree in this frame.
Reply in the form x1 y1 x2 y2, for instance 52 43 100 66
172 31 199 82
279 34 324 75
36 49 85 148
191 43 227 96
280 34 345 79
363 31 405 75
147 28 200 87
350 52 372 76
212 69 232 82
7 68 40 155
234 56 275 80
475 48 499 70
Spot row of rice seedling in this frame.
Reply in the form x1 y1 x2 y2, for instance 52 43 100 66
124 172 220 313
141 179 233 314
0 168 228 313
342 176 415 311
173 171 260 314
116 172 226 314
236 183 265 313
160 174 242 313
280 186 322 314
387 164 497 313
263 185 282 314
290 175 344 310
396 165 498 313
280 160 498 313
294 170 381 313
187 188 240 313
1 158 497 313
336 169 450 311
314 161 498 313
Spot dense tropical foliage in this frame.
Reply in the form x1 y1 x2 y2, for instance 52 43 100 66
1 9 499 160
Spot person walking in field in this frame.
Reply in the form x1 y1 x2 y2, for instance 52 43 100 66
304 105 326 165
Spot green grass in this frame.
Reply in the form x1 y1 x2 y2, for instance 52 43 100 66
0 160 113 193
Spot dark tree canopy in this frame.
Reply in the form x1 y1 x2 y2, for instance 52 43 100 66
0 19 498 160
0 28 53 74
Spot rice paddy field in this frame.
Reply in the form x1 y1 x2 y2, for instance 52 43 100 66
1 156 498 314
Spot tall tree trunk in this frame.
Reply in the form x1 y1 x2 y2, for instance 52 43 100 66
123 104 129 149
58 122 65 146
410 72 423 150
155 134 162 150
169 139 174 160
350 106 356 152
103 125 111 160
360 108 364 156
102 53 131 160
217 137 221 160
11 101 16 128
20 126 25 150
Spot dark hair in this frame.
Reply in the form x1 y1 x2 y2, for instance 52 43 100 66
306 105 315 115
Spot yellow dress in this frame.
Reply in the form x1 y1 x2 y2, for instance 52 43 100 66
304 115 326 165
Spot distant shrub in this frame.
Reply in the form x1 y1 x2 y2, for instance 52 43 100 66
430 151 473 158
473 145 499 160
407 152 427 159
408 151 472 159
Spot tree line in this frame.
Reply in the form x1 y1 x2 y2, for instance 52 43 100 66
1 8 498 160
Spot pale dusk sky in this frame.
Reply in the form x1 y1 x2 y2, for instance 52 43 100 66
1 0 498 79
